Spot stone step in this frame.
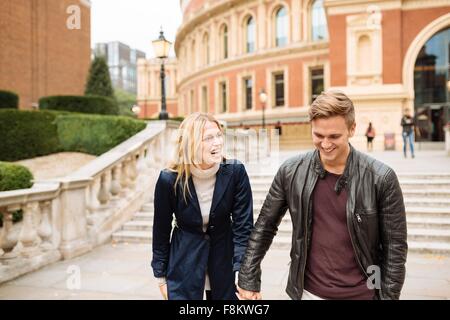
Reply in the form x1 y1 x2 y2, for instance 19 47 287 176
404 198 450 208
112 222 450 255
123 220 152 232
248 173 450 180
124 211 450 236
406 217 450 229
134 211 153 221
141 203 154 212
250 175 450 189
405 207 450 219
258 220 450 238
248 196 450 206
252 206 450 217
407 228 450 243
401 189 450 198
407 241 450 255
137 208 450 222
112 230 151 244
250 188 450 199
397 180 450 190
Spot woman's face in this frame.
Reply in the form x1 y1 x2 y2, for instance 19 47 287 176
199 121 223 169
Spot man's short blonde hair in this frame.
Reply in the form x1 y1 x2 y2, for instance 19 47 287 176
308 90 355 128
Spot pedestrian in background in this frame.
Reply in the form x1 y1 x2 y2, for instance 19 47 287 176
401 109 415 158
365 122 376 152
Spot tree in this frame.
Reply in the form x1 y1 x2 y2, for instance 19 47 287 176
85 56 114 98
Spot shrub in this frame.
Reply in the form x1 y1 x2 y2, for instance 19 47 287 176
39 95 119 115
56 113 146 155
0 109 62 161
0 90 19 109
0 162 34 191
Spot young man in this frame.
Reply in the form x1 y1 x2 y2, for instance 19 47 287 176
237 90 408 300
401 109 416 158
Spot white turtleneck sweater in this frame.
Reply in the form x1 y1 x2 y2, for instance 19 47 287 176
156 163 220 292
190 163 220 233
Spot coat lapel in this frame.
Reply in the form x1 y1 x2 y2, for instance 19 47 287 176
210 163 233 214
187 176 201 218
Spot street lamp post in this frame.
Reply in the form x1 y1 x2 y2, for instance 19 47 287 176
259 89 267 129
152 29 172 120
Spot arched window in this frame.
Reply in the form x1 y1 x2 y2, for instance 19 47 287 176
312 0 328 41
275 6 287 47
203 32 210 65
221 24 228 59
246 16 255 53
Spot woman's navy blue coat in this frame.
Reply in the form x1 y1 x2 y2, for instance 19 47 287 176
151 160 253 300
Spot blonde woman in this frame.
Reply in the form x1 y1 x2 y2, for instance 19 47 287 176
151 113 253 300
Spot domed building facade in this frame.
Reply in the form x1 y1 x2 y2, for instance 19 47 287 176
138 0 450 150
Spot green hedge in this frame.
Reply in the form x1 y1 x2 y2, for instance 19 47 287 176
0 162 34 191
0 90 19 109
56 114 147 155
0 109 146 161
39 95 119 115
0 109 62 161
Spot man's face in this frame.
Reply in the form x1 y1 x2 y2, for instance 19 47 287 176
311 116 356 164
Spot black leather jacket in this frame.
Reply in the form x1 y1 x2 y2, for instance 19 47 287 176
238 145 408 300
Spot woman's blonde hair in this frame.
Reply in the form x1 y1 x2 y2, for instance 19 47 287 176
168 112 223 202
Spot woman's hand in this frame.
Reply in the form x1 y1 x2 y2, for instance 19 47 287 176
159 283 168 300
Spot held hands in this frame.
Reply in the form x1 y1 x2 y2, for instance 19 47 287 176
236 285 262 300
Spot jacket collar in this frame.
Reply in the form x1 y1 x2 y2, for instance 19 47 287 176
312 144 355 194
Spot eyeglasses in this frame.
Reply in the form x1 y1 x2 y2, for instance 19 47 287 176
202 132 224 143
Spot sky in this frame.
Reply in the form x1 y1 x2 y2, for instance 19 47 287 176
90 0 183 58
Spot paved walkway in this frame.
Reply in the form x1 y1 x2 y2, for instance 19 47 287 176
0 242 448 300
0 149 449 300
275 149 450 174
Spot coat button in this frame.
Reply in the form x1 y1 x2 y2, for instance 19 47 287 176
204 234 210 241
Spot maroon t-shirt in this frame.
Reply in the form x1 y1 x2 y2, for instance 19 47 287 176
303 172 375 300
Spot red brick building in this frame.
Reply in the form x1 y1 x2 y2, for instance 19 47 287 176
138 0 450 150
0 0 91 109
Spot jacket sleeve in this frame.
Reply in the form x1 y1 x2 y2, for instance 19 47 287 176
151 171 175 278
378 168 408 300
238 164 289 292
231 164 254 272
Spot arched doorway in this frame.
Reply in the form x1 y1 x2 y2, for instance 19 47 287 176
413 27 450 142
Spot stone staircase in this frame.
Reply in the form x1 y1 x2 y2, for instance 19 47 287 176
112 173 450 255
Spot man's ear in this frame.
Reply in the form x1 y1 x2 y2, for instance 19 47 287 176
348 122 356 138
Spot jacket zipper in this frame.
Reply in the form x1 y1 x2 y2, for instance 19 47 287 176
347 210 368 278
299 175 317 298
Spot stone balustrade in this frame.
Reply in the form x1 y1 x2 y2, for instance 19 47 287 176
0 120 179 284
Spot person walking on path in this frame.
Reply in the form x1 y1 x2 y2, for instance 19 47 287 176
151 112 254 300
237 90 407 300
365 122 376 152
401 109 416 158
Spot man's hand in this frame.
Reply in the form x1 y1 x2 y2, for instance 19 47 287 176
159 283 168 300
236 285 262 300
